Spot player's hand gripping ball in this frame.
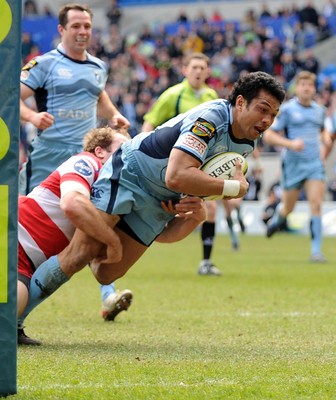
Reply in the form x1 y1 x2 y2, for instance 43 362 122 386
200 152 248 200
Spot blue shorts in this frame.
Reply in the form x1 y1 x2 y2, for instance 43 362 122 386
281 156 325 190
91 148 176 246
20 136 83 195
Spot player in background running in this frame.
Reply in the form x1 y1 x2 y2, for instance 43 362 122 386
263 71 331 263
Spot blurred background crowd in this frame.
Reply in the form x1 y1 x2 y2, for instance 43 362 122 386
20 0 336 201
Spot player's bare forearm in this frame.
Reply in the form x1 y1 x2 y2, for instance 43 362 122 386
97 91 130 129
61 192 121 256
166 150 248 199
166 149 225 197
263 129 304 151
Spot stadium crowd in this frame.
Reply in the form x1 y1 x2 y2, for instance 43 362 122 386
21 0 336 179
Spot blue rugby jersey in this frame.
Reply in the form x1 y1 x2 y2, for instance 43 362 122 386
20 44 108 145
119 99 257 200
270 97 326 161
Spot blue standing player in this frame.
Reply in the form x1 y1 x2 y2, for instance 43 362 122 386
263 71 331 262
19 3 131 329
21 72 285 312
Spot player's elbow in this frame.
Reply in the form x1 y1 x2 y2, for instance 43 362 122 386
166 174 184 192
60 195 82 221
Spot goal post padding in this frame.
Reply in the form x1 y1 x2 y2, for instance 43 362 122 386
0 0 21 396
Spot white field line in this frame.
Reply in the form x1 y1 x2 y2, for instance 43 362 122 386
235 311 322 317
20 379 239 390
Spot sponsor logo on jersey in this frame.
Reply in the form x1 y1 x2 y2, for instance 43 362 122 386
74 159 92 176
94 71 102 84
22 59 38 71
214 145 228 153
20 70 30 81
91 187 104 199
58 109 90 120
191 118 216 138
57 68 73 78
180 133 207 156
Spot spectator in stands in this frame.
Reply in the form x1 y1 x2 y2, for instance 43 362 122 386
242 8 258 31
209 31 226 56
317 15 332 41
197 22 215 56
280 51 299 88
299 48 320 74
182 31 204 55
299 0 319 27
231 47 252 81
25 44 41 63
21 32 35 64
176 9 189 24
210 9 223 23
195 11 207 24
259 3 272 19
292 21 307 51
322 0 336 18
222 21 238 49
101 24 125 60
23 0 38 17
106 0 122 27
42 5 54 17
166 35 184 59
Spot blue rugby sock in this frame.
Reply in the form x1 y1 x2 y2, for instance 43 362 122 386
100 283 116 302
269 203 285 228
310 216 322 255
226 216 239 247
20 255 69 322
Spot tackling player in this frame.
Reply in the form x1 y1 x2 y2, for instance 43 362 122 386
18 127 131 345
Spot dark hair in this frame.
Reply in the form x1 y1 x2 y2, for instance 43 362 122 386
58 3 93 27
228 72 285 106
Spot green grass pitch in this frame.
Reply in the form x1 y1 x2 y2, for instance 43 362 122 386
13 232 336 399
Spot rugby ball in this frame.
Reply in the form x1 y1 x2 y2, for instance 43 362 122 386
200 152 248 200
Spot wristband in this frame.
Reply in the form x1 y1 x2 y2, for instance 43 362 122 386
222 180 240 197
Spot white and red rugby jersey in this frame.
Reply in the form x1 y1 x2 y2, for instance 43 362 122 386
18 151 102 268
